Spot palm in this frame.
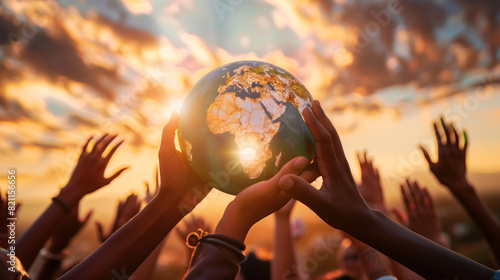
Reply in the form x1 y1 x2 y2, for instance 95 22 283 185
158 113 211 213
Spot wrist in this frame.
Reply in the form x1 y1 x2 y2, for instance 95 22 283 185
57 185 83 208
215 201 251 242
448 181 477 201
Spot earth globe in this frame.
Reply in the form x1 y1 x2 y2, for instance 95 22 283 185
178 61 316 195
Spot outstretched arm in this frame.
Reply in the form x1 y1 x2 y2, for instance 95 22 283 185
35 204 92 280
272 200 300 280
59 113 212 280
16 134 127 269
278 101 495 280
421 118 500 267
185 156 318 280
356 152 422 280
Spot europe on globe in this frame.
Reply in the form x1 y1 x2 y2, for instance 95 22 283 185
179 61 316 195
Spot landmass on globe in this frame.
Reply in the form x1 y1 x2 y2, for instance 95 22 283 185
205 64 311 179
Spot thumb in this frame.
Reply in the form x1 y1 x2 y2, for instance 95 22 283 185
82 210 93 226
106 167 129 184
278 174 325 213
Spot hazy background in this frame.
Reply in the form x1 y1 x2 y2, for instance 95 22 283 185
1 0 500 278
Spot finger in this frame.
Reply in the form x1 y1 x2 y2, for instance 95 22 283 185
357 151 363 166
433 123 443 146
278 175 327 215
391 208 407 226
97 134 119 156
312 100 350 169
105 167 129 184
159 113 180 160
419 146 433 166
95 222 106 242
81 136 93 155
104 140 124 162
82 210 94 225
14 202 22 213
303 105 337 183
145 182 150 196
363 151 369 166
269 157 309 185
91 133 109 153
440 117 451 146
400 184 412 214
462 130 468 155
412 181 426 212
155 166 159 193
450 123 460 148
421 188 436 213
300 161 320 183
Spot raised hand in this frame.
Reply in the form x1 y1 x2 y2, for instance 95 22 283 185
275 101 495 279
392 180 447 247
421 117 500 267
58 134 129 207
420 118 469 193
15 134 127 270
158 113 212 213
96 193 141 243
277 101 370 232
216 156 317 242
357 151 386 213
275 199 296 218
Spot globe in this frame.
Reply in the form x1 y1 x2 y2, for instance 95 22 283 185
178 61 316 195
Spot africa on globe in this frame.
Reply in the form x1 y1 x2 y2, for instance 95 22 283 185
179 61 316 195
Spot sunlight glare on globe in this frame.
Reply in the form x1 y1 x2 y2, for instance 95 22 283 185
179 61 316 195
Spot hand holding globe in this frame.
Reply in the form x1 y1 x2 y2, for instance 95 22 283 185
179 61 316 195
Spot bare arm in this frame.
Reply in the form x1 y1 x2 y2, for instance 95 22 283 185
16 134 127 269
272 200 299 280
278 101 495 280
59 113 212 280
421 118 500 267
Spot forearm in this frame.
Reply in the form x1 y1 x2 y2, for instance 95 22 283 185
452 184 500 267
351 210 495 280
131 239 165 279
16 202 67 269
389 259 424 280
272 215 298 280
357 246 390 280
59 195 183 280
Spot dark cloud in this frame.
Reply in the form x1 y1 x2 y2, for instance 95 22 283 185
0 93 31 122
17 20 125 100
0 8 21 45
91 12 158 56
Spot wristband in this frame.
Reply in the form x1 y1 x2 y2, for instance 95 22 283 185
52 196 71 213
186 230 246 263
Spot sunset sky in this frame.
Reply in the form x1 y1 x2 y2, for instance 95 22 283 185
1 0 500 229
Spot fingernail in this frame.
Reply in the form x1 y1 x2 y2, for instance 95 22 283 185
293 157 307 169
